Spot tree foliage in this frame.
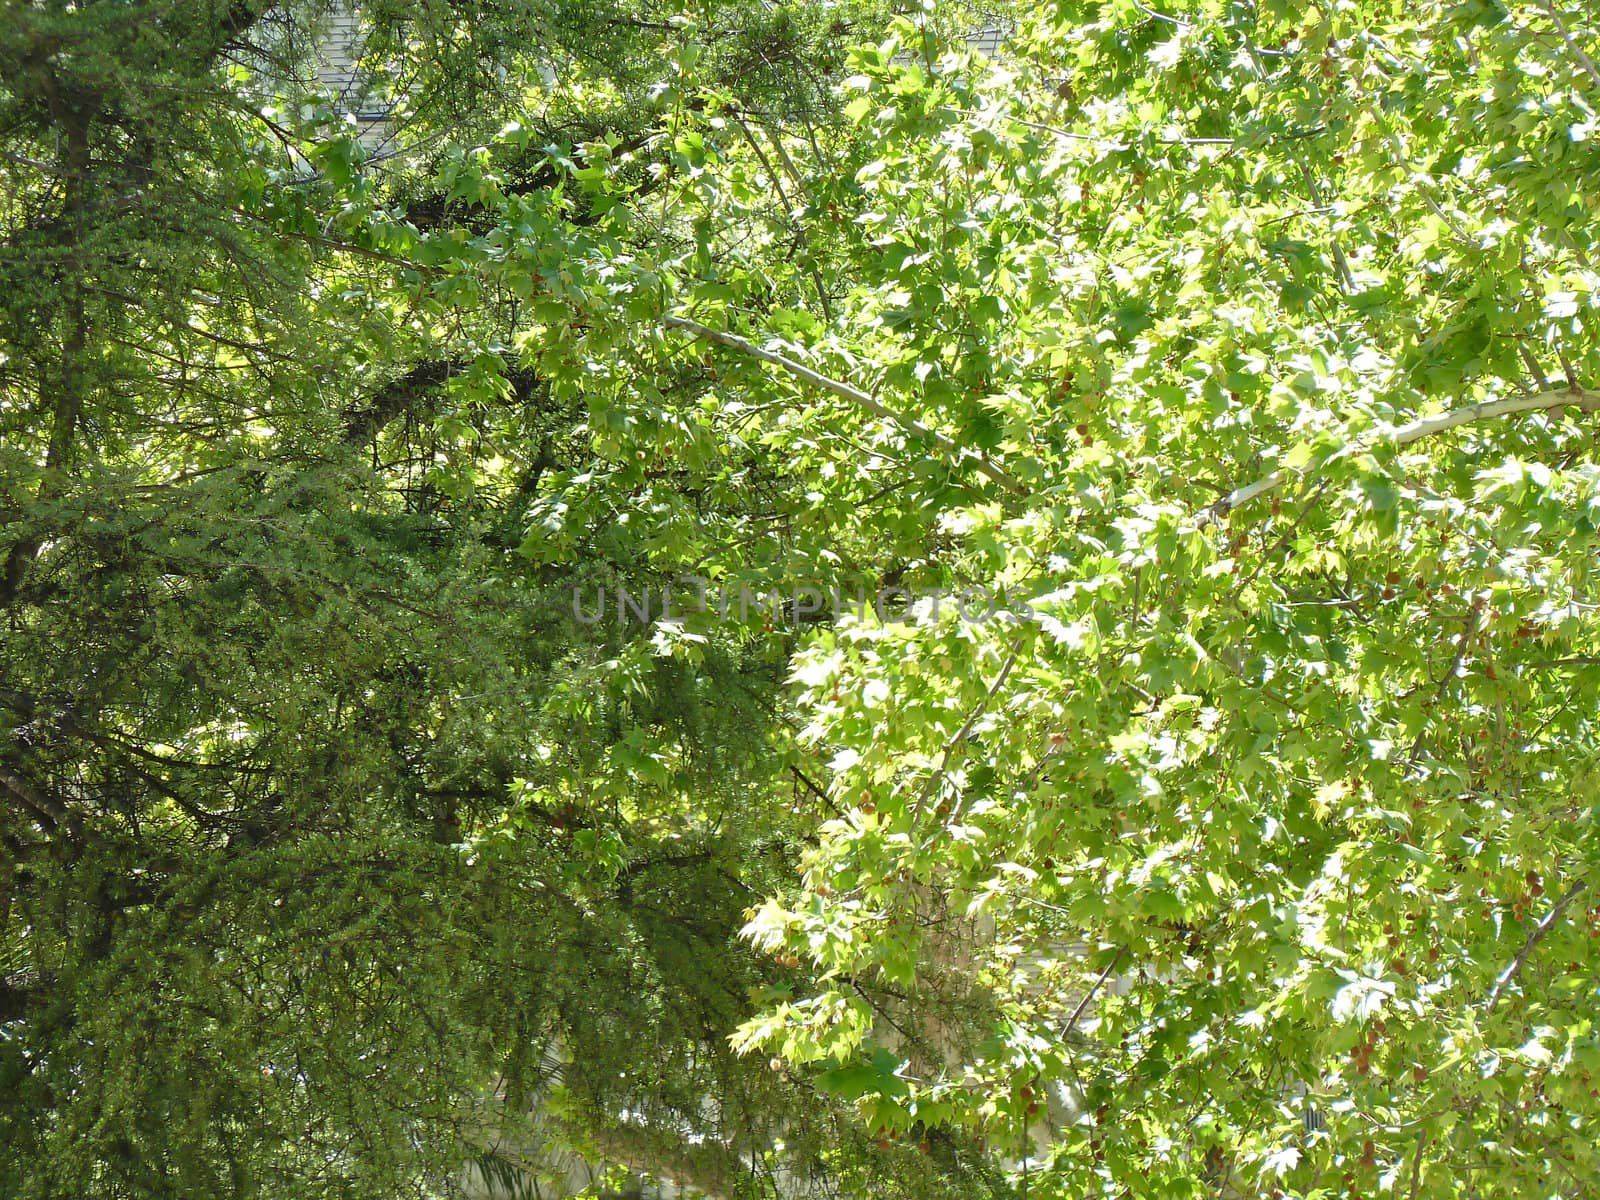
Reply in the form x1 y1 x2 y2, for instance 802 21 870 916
5 1 1600 1198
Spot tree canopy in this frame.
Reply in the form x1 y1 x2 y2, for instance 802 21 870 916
4 1 1600 1198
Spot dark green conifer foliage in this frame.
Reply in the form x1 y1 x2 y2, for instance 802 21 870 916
1 2 991 1196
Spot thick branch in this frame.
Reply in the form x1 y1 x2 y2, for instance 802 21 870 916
1204 388 1600 523
470 1116 745 1200
0 768 58 831
661 316 1027 494
342 361 546 447
342 360 453 446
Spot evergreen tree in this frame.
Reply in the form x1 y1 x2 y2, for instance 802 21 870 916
1 2 993 1195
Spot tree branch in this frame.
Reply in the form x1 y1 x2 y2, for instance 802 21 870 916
1485 878 1588 1013
1065 947 1125 1033
661 316 1027 495
0 765 69 834
913 632 1027 827
1542 2 1600 91
1408 1127 1426 1200
1204 388 1600 523
342 360 453 446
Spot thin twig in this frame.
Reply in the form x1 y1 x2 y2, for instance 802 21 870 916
788 764 843 817
912 635 1027 824
1132 0 1190 26
1485 878 1588 1012
1407 605 1481 763
1066 947 1126 1032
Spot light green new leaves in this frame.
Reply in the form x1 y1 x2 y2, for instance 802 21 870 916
691 5 1600 1197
